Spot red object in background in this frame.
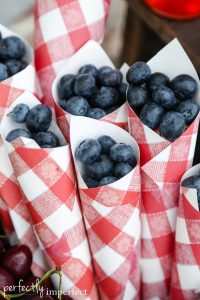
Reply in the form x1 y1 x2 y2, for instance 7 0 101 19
144 0 200 20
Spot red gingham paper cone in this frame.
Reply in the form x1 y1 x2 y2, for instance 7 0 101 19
34 0 110 106
170 164 200 300
70 116 141 300
7 129 98 299
128 39 200 299
52 40 129 140
0 196 17 244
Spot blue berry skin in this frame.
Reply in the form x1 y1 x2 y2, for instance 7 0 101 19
4 60 27 76
57 74 75 100
0 37 25 60
85 154 114 180
93 87 119 108
64 96 89 116
99 66 113 75
152 86 176 109
78 64 98 80
119 82 128 101
140 102 165 129
6 129 32 142
10 103 29 123
34 131 59 148
147 72 170 92
58 99 68 111
114 162 133 178
74 74 96 98
0 63 9 81
127 86 148 108
171 74 197 100
126 61 151 85
175 100 199 124
84 177 99 188
98 135 116 154
75 139 102 164
99 69 123 87
86 108 106 119
182 175 200 209
110 143 135 163
26 104 52 133
159 111 186 141
99 176 117 186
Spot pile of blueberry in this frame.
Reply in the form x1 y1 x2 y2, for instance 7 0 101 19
57 64 128 119
6 103 60 148
182 175 200 210
75 136 137 187
0 33 27 82
127 61 199 141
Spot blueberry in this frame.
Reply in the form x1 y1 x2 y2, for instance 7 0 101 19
182 175 200 209
147 72 170 92
126 61 151 85
99 69 123 87
93 87 119 108
86 108 106 119
85 154 114 180
114 162 133 178
99 176 117 186
119 82 128 101
6 129 32 142
139 102 165 129
171 74 197 100
152 86 176 109
98 135 116 154
9 103 29 123
0 63 9 81
110 143 135 163
74 74 96 98
84 177 99 188
159 111 186 141
4 59 27 76
175 100 199 124
58 99 68 110
104 104 120 114
34 131 59 148
75 139 102 164
26 104 52 133
0 36 25 60
64 96 89 116
78 64 98 80
99 66 113 74
127 86 148 108
57 74 75 100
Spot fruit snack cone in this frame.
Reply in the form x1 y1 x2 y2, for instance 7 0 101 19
170 164 200 300
52 40 129 141
0 197 17 244
34 0 110 107
70 116 141 300
127 38 200 299
5 102 98 299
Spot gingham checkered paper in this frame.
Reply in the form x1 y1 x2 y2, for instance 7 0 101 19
52 40 129 141
70 117 141 300
128 39 200 299
34 0 110 106
7 133 98 299
170 164 200 300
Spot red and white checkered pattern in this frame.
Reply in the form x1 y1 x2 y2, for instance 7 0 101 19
170 164 200 300
34 0 110 106
128 39 200 299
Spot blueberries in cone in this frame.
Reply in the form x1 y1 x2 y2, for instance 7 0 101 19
0 63 9 81
84 177 99 188
57 74 75 100
86 108 106 119
34 132 59 148
114 162 133 178
175 100 199 124
6 128 32 142
0 267 14 290
9 103 30 123
126 61 151 85
98 135 116 154
93 87 119 108
74 74 96 98
159 112 185 141
99 176 118 186
127 86 148 108
98 69 123 87
75 139 102 164
78 64 98 80
85 154 114 180
26 104 52 133
64 96 89 116
147 72 170 92
171 74 197 99
139 103 165 130
182 175 200 209
0 36 25 60
4 59 27 76
152 86 176 109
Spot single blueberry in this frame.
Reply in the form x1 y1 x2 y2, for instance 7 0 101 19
147 72 170 92
98 66 113 74
175 100 199 124
26 104 52 133
65 96 89 116
0 36 25 60
171 74 197 100
119 82 128 101
4 59 27 76
110 143 135 163
159 111 186 141
182 175 200 190
57 74 75 100
99 176 118 186
6 129 32 142
126 61 151 85
139 102 165 129
92 87 119 108
114 162 133 178
0 63 9 81
58 99 68 111
86 108 106 119
127 86 148 108
152 86 176 109
85 154 114 180
9 103 29 123
74 74 96 98
98 69 123 87
34 131 59 148
98 135 116 154
78 64 98 80
75 139 102 164
84 177 99 188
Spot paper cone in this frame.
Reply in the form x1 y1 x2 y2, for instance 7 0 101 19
127 39 200 299
34 0 110 106
70 116 141 300
170 164 200 300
